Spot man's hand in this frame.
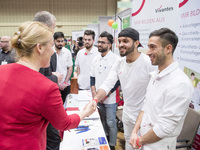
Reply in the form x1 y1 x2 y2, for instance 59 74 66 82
92 91 97 99
58 82 69 90
83 100 97 116
129 132 141 149
52 72 64 84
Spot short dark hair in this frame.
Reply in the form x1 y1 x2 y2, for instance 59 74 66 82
53 32 64 40
99 31 113 44
191 72 195 76
84 30 95 40
149 28 178 54
118 28 142 47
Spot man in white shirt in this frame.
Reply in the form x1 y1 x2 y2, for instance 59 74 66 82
53 32 73 103
90 31 120 150
75 30 99 90
92 28 155 150
130 28 194 150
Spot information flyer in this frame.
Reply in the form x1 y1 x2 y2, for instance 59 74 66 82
175 0 200 149
131 0 200 149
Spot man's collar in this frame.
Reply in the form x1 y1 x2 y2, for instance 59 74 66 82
53 45 63 54
85 45 95 54
101 50 111 59
155 61 178 79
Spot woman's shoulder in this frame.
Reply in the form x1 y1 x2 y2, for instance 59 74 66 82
4 63 57 88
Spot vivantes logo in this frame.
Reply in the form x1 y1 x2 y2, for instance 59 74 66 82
155 5 173 13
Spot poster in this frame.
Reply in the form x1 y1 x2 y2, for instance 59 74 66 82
72 30 84 41
131 0 178 52
174 0 200 72
123 16 130 29
175 0 200 149
131 0 200 149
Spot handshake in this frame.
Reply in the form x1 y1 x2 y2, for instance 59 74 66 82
80 99 98 120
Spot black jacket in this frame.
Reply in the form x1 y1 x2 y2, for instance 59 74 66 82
39 52 58 83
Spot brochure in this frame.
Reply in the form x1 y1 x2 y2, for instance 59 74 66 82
82 137 107 147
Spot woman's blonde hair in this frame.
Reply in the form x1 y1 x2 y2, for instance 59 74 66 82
11 21 53 58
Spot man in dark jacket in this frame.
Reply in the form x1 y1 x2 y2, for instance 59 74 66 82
33 11 63 150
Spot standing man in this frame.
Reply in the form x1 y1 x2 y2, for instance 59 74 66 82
129 28 194 150
53 32 73 103
33 11 63 84
93 28 155 150
75 30 99 90
90 31 120 150
0 36 15 65
33 11 63 150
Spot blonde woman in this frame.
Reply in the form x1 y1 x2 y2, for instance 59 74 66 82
0 21 96 150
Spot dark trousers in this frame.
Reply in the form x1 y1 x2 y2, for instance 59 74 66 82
60 86 70 104
46 123 61 150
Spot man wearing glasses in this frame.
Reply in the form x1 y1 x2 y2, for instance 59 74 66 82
90 31 120 150
0 36 15 65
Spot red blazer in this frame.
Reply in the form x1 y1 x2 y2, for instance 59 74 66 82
0 63 80 150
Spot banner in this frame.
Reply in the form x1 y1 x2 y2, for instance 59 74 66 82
174 0 200 72
131 0 178 52
132 1 200 149
175 1 200 149
72 30 84 41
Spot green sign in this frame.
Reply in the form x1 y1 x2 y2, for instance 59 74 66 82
123 16 130 29
117 2 132 8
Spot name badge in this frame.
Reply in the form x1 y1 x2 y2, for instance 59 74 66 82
1 60 8 65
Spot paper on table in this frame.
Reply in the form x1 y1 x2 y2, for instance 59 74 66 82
77 90 92 101
66 94 79 108
66 111 79 115
79 120 94 126
84 110 100 120
82 145 109 150
82 137 109 150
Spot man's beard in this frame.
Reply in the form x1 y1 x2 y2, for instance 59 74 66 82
55 44 63 50
119 44 134 57
98 46 107 53
85 43 92 49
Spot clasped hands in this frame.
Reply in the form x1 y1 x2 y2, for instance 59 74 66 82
82 99 98 117
129 133 142 149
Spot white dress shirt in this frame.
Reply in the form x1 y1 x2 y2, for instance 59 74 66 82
140 61 194 150
90 50 120 104
54 46 73 85
75 46 99 89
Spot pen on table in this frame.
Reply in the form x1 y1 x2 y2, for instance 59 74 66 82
76 129 90 134
74 129 89 131
76 127 89 130
77 125 89 128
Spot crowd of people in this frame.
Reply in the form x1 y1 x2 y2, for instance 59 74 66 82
0 10 195 150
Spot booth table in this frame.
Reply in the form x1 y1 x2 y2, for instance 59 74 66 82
59 90 110 150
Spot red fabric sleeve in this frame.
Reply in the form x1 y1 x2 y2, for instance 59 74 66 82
40 83 80 130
